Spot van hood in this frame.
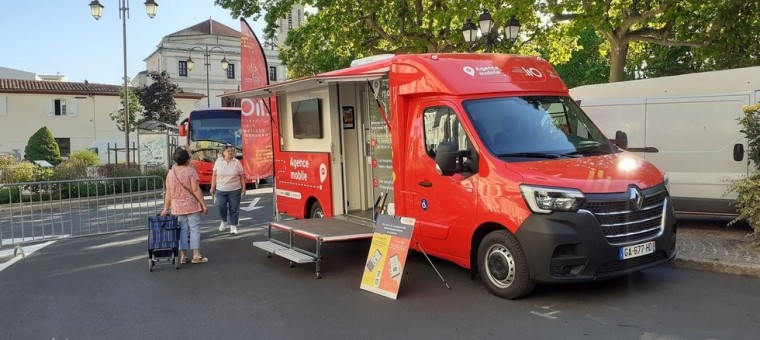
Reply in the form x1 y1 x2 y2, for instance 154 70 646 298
506 153 664 193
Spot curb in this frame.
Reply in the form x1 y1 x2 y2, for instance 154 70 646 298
671 258 760 278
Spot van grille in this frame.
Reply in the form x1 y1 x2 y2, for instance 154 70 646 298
580 186 668 245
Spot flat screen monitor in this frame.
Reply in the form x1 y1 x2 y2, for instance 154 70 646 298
292 98 323 139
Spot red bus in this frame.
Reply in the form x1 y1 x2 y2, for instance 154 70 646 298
178 107 257 190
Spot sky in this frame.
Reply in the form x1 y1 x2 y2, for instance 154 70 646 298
0 0 266 85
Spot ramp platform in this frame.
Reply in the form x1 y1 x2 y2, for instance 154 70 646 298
253 216 375 278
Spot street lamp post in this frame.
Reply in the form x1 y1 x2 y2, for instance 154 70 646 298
462 9 520 52
187 46 229 107
89 0 158 165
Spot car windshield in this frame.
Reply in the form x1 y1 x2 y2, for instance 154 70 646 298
463 96 614 160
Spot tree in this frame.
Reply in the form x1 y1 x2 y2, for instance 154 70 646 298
215 0 577 78
546 0 760 82
216 1 759 81
110 87 143 133
24 126 62 165
548 27 610 88
135 71 183 125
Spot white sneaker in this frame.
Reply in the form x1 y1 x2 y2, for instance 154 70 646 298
230 225 238 235
219 221 228 232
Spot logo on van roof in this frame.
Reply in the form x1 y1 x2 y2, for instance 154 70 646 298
463 66 503 77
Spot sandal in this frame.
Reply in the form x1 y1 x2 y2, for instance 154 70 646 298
180 256 188 264
191 256 209 264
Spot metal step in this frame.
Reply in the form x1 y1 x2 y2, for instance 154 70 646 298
275 248 316 264
253 241 287 253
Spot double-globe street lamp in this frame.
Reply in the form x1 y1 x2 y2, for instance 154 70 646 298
89 0 158 165
462 9 520 52
187 46 229 107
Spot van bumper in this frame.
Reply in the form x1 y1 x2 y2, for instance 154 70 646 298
514 206 677 283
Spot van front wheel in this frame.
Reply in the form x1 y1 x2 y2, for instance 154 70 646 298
477 230 534 299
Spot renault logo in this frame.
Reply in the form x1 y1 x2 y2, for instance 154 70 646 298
628 187 644 211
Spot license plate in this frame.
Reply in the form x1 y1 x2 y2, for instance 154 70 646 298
619 241 655 260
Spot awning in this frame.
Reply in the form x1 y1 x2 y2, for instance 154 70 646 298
222 71 388 99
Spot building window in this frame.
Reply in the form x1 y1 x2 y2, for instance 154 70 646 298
288 13 293 29
179 60 188 77
54 99 67 116
298 9 302 26
269 66 278 82
55 138 71 157
226 64 235 79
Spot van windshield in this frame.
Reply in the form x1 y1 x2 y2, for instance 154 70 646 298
463 96 614 159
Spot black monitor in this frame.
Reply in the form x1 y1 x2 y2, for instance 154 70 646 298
292 98 323 139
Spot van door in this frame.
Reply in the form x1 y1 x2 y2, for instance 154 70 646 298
407 101 477 263
645 94 750 213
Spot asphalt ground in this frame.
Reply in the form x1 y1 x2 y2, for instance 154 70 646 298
1 188 760 339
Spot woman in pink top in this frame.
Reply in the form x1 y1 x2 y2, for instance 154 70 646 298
210 145 246 235
161 148 209 264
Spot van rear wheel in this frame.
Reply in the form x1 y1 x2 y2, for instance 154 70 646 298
477 230 534 299
309 202 324 219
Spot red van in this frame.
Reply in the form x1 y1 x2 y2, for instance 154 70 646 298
233 53 676 299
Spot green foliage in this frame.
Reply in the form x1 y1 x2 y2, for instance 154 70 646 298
728 104 760 247
70 150 101 166
728 172 760 247
110 87 143 132
218 1 759 81
219 0 569 78
0 154 16 167
135 71 182 125
0 162 38 183
143 166 169 180
549 28 609 88
0 186 21 204
24 126 62 165
739 104 760 169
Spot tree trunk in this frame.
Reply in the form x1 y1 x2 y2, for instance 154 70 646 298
608 38 629 83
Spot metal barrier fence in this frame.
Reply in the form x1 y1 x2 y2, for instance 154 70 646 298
0 176 165 257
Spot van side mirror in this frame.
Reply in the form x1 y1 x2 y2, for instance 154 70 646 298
178 124 187 137
435 141 476 176
733 143 744 161
613 130 628 150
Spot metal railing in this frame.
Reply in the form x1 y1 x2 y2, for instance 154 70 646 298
0 176 165 257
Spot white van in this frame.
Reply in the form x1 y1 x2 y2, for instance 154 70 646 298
571 67 760 215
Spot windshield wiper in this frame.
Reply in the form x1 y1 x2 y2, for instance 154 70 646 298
563 145 611 156
496 152 561 159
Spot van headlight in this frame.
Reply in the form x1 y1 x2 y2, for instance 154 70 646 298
519 185 585 214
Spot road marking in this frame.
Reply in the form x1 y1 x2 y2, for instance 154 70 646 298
0 241 56 272
531 305 561 320
240 197 263 211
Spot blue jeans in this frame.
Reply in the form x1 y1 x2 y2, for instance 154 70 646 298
216 189 241 226
178 213 201 250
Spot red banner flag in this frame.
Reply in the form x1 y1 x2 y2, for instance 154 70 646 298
240 18 273 180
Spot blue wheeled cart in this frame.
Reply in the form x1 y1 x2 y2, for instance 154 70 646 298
147 215 181 271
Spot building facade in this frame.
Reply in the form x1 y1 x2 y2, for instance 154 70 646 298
0 78 202 162
136 19 287 108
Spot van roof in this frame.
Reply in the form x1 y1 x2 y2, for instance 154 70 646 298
571 66 760 99
225 53 568 99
